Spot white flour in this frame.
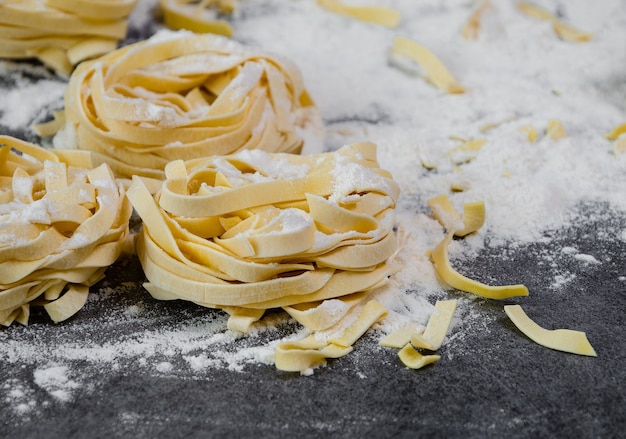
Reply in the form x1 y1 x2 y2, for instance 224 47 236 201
1 0 625 415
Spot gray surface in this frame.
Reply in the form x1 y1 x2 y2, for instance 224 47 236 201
1 3 625 438
1 203 624 438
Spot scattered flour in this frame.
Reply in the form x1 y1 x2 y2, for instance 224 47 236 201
0 0 625 412
33 365 81 403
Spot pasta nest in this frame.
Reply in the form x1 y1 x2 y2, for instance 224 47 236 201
0 136 132 326
53 29 324 180
127 142 400 323
0 0 137 77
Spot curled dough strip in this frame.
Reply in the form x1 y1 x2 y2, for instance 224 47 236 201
504 305 596 356
54 30 324 179
0 136 132 326
160 0 235 37
390 35 465 94
316 0 401 28
0 0 137 77
275 299 387 373
432 232 529 299
516 1 592 43
128 143 399 334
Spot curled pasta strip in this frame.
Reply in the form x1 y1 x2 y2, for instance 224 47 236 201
428 194 529 299
316 0 401 28
0 136 132 326
517 1 592 43
52 29 323 180
0 0 137 77
127 143 399 345
390 36 465 94
160 0 236 37
275 299 388 373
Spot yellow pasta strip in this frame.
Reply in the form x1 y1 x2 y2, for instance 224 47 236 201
517 2 592 43
274 338 353 373
275 299 387 372
411 300 457 351
43 285 89 323
546 119 567 140
504 305 596 356
462 0 492 40
223 306 265 333
432 232 529 299
329 300 388 348
398 344 440 369
379 324 423 349
519 124 538 142
428 194 486 237
316 0 400 28
283 293 365 332
160 0 234 37
604 123 626 141
391 35 464 94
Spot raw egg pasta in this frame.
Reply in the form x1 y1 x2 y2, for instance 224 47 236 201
160 0 236 37
0 0 137 77
53 29 323 180
0 135 132 326
127 143 399 370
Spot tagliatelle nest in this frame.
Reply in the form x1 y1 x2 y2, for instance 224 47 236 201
0 0 137 77
0 136 132 326
126 142 399 332
50 30 324 180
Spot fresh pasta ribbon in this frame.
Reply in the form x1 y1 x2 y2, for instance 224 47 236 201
428 194 528 299
127 142 399 317
0 135 132 326
447 139 487 165
604 123 626 141
160 0 235 37
517 2 592 43
317 0 401 28
275 299 387 373
379 299 456 369
546 119 566 140
52 30 323 180
390 36 465 94
0 0 137 77
398 344 440 369
428 194 485 237
432 232 529 299
462 0 492 40
504 305 596 356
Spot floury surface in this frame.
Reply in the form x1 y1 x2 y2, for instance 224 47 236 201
1 1 625 437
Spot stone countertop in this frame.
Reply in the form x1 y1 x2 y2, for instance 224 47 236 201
1 1 625 437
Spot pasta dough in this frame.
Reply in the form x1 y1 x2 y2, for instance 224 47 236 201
504 305 596 356
317 0 401 28
428 195 529 299
52 29 324 180
126 142 399 372
0 0 137 77
0 135 132 326
127 141 398 318
160 0 235 37
390 35 465 94
517 1 592 43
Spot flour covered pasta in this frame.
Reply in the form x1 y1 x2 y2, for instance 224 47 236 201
0 136 132 326
127 141 394 320
0 0 137 77
52 29 324 180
